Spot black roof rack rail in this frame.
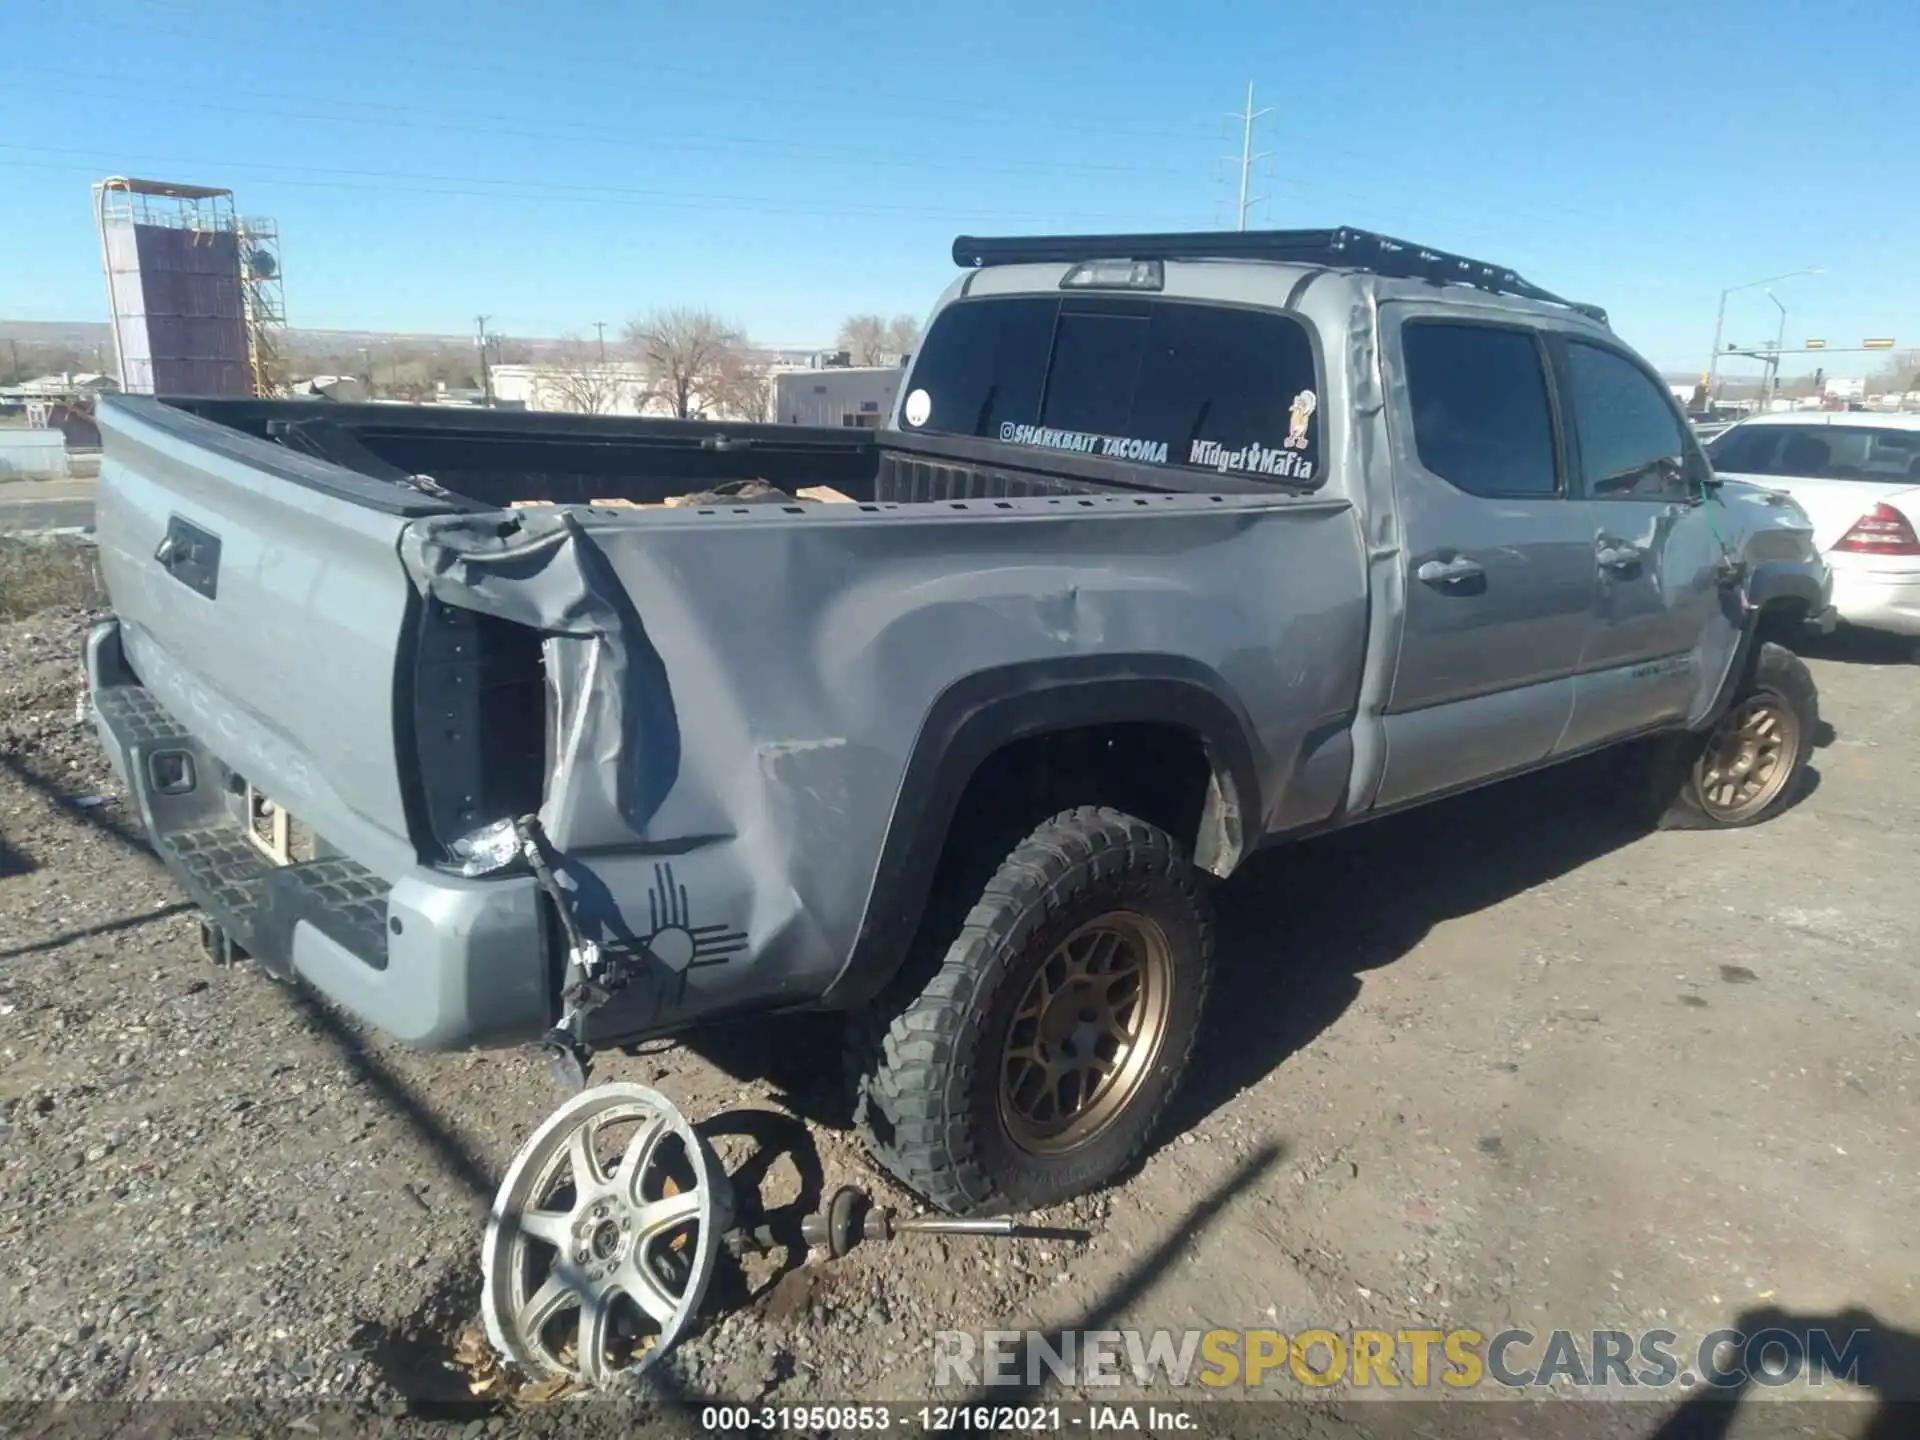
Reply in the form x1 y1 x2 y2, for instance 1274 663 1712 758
951 226 1609 327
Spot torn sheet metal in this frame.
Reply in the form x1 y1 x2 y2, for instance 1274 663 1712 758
400 508 679 851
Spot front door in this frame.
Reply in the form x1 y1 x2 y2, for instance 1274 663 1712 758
1373 311 1597 810
1551 337 1741 750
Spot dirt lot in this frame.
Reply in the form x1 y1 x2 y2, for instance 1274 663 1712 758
1 602 1915 1435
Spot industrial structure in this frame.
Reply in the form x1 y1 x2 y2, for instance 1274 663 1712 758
91 177 288 398
772 363 902 427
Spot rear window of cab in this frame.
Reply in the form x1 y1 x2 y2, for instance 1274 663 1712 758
899 295 1324 486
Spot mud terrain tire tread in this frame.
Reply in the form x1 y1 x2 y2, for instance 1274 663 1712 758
847 806 1212 1216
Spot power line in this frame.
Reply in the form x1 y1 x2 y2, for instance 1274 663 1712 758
7 70 1210 187
0 154 1216 229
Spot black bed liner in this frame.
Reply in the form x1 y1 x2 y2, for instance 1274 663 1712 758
149 396 1295 511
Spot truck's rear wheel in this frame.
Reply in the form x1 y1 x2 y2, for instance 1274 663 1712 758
1647 641 1818 830
848 807 1212 1216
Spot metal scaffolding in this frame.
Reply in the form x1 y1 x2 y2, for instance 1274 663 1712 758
91 176 288 398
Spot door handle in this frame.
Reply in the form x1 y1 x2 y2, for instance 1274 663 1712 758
1416 556 1485 587
1595 543 1644 572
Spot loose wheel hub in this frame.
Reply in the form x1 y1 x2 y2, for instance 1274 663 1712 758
481 1084 726 1388
1696 689 1799 822
999 912 1175 1156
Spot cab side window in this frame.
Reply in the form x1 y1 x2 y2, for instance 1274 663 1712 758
1401 322 1560 497
1565 342 1693 500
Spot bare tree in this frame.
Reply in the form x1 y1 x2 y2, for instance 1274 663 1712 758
835 313 889 366
540 338 630 415
624 307 743 419
711 348 772 423
884 312 921 360
835 312 920 366
1868 349 1919 398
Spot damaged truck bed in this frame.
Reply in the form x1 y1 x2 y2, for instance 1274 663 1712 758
87 226 1832 1216
87 392 1358 1047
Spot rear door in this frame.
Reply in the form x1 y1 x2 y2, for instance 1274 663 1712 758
1552 338 1738 749
1373 311 1596 809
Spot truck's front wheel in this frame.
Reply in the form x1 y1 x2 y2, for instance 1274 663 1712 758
1645 641 1819 829
848 807 1212 1216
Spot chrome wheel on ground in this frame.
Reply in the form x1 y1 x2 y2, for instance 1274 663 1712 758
998 912 1175 1156
480 1084 726 1387
1693 689 1801 822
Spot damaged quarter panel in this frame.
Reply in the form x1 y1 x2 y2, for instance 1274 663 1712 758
400 494 1368 1040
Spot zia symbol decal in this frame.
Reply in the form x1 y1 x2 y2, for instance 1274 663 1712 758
639 862 748 972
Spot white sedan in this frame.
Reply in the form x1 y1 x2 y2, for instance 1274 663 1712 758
1707 411 1920 637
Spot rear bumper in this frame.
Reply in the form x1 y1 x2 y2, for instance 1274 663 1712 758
1827 558 1920 638
86 618 552 1050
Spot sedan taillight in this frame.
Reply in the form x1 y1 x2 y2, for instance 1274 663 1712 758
1833 502 1920 556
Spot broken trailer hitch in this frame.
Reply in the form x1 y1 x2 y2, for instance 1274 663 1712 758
726 1184 1089 1260
512 813 632 1093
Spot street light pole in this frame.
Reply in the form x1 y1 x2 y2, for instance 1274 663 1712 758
1706 266 1823 408
1761 289 1787 413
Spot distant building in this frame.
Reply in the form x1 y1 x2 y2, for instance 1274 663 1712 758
772 366 902 428
490 361 657 416
0 428 70 479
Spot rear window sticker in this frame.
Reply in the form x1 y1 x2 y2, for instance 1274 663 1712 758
1285 389 1318 450
903 388 932 427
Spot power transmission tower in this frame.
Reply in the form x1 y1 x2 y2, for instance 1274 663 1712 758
594 321 607 364
1226 81 1273 231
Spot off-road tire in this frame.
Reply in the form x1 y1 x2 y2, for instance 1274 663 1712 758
1642 641 1819 830
846 807 1213 1216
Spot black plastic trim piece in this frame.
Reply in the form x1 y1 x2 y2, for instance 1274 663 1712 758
819 655 1263 1010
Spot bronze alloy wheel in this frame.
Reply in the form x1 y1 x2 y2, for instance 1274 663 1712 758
1694 687 1802 822
998 911 1176 1156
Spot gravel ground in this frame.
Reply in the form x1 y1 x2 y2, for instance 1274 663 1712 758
2 604 1916 1437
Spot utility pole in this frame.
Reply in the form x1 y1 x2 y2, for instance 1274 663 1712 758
1706 267 1823 408
1227 81 1273 231
476 314 494 407
594 321 607 365
1761 289 1787 413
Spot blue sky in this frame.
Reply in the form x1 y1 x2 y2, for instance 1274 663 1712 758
2 0 1912 377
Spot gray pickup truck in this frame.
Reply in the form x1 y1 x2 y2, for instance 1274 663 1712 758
87 227 1831 1220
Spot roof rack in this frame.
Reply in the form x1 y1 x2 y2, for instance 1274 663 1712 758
950 226 1609 326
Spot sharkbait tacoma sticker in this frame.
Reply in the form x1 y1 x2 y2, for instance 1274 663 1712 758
903 388 931 427
998 422 1169 464
1285 389 1317 449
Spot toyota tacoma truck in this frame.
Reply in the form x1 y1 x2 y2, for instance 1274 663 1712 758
86 227 1832 1222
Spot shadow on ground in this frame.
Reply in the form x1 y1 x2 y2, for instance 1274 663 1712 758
1173 746 1820 1130
1794 628 1918 667
1646 1304 1920 1440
